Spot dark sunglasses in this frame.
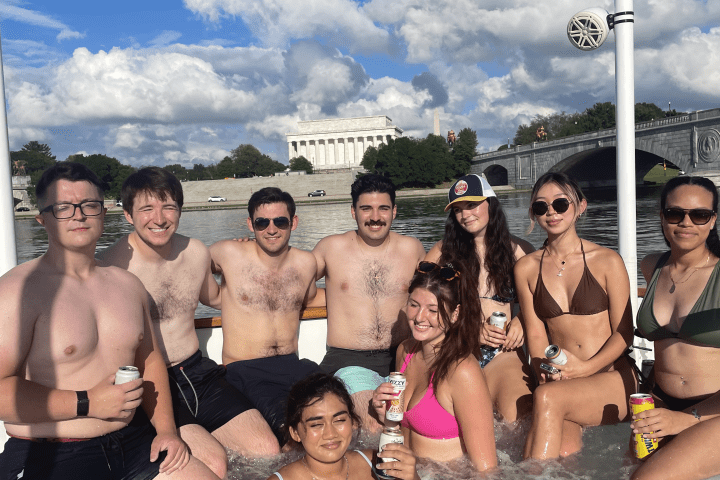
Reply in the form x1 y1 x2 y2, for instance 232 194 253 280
531 198 571 216
253 216 291 231
662 208 715 226
416 261 460 281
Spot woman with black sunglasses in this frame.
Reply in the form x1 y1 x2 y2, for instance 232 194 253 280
514 172 637 459
631 176 720 480
370 263 497 472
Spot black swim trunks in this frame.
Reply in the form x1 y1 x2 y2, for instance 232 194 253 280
0 409 166 480
167 349 255 432
225 354 321 443
651 381 705 412
319 345 395 377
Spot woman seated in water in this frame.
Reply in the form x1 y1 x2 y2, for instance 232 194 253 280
424 174 534 422
268 373 419 480
371 262 497 471
514 172 637 459
631 176 720 480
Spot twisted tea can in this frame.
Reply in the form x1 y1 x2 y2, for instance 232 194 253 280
488 311 508 330
630 394 658 459
377 425 404 479
385 372 407 422
115 366 140 385
545 344 568 365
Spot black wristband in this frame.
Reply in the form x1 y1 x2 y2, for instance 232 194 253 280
76 390 89 417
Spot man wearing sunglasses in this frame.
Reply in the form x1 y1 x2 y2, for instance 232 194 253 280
313 174 426 430
209 187 322 444
0 163 219 479
99 168 278 477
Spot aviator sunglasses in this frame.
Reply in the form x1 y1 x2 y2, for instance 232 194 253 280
662 208 715 226
531 198 571 216
416 261 461 281
253 216 291 231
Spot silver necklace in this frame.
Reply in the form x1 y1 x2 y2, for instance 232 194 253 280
301 455 349 480
545 241 581 277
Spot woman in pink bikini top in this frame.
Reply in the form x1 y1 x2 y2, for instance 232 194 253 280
371 262 497 472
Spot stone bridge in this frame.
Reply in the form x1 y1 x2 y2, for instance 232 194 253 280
472 108 720 189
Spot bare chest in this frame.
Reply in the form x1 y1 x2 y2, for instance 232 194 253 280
145 276 200 324
331 256 411 302
230 265 306 312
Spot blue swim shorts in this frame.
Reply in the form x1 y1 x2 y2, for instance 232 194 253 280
335 366 387 395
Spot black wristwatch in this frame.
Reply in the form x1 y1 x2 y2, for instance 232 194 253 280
76 390 89 417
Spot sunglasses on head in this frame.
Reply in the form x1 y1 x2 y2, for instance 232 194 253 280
531 198 571 216
416 261 460 281
662 208 715 226
253 216 291 231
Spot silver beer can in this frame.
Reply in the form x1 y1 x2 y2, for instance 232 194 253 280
115 366 140 385
378 425 404 477
545 345 568 365
385 372 407 422
489 311 508 330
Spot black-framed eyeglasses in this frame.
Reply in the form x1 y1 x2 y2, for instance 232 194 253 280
253 216 291 231
531 198 571 216
416 261 460 281
663 207 715 226
39 201 104 219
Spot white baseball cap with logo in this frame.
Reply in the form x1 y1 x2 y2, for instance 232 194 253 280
444 174 496 212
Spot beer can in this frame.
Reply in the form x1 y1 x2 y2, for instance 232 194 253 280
115 366 140 385
630 393 658 459
385 372 406 422
489 311 507 330
378 425 404 478
545 344 568 365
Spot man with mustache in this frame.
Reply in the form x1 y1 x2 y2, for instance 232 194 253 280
313 174 426 429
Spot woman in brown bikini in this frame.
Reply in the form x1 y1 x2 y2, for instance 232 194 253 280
514 172 637 459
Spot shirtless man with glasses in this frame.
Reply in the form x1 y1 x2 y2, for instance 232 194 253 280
99 168 278 478
209 187 322 444
0 163 218 480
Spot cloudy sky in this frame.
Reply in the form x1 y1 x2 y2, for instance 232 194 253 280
0 0 718 168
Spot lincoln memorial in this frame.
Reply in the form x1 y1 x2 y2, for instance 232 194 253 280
286 115 403 172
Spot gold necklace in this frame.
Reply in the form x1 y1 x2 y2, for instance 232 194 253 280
545 241 581 277
669 255 710 294
301 455 349 480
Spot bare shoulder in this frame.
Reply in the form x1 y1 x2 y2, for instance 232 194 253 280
514 247 542 274
269 460 303 480
209 238 252 258
391 232 425 258
448 355 486 391
583 240 624 268
289 246 319 271
511 235 535 259
183 236 211 260
96 234 131 264
97 262 147 293
640 251 667 282
313 231 353 253
0 258 44 301
424 240 443 262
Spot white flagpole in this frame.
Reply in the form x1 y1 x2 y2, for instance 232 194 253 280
0 28 17 275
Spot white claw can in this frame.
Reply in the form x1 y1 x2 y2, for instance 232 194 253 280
385 372 407 422
378 425 404 478
489 311 508 330
115 366 140 385
545 345 568 365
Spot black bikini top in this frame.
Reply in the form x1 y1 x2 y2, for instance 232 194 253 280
533 241 610 319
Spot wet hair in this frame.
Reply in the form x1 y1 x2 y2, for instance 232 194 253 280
351 174 396 207
408 266 482 393
247 187 295 219
440 196 516 302
527 172 586 234
660 176 720 257
36 162 105 209
121 167 183 214
283 373 361 446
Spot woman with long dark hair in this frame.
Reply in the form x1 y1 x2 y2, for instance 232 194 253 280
424 174 534 422
515 172 637 459
371 262 497 471
631 176 720 480
267 373 419 480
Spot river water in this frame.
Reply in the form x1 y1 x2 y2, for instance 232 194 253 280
13 187 685 480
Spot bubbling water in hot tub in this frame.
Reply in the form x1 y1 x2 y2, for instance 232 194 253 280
226 416 643 480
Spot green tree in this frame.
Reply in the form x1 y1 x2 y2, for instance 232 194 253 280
635 102 664 122
67 153 136 200
289 156 313 174
11 142 57 204
230 144 285 177
452 128 477 177
364 135 453 188
164 164 189 181
361 146 379 172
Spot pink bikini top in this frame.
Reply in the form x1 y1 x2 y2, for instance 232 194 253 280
399 350 460 440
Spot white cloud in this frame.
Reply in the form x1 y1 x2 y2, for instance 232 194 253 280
0 2 84 41
149 31 183 47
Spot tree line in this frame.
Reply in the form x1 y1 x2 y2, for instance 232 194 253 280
507 101 682 149
360 128 478 189
11 142 305 203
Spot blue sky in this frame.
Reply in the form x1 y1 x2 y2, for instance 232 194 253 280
1 0 718 168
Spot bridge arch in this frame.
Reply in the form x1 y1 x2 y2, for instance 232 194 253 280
483 164 509 186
